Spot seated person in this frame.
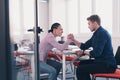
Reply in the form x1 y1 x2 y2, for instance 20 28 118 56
39 22 73 80
70 15 117 80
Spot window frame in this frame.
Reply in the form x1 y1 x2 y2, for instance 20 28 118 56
55 0 119 38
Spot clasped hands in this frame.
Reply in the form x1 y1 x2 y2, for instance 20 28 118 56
67 34 90 56
67 33 74 41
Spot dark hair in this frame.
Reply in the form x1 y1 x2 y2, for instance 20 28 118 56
48 23 61 33
87 14 101 25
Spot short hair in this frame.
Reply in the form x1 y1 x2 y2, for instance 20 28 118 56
87 15 101 25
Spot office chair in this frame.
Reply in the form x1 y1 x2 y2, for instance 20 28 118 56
92 46 120 80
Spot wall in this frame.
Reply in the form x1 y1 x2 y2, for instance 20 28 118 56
11 0 120 54
112 36 120 54
38 1 49 40
48 0 120 54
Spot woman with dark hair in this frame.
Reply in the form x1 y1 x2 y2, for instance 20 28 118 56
39 22 73 80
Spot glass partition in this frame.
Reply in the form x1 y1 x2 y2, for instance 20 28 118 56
9 0 36 80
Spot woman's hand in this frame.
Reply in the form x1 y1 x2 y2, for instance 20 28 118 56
67 34 74 40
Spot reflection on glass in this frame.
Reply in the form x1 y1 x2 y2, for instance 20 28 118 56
9 0 35 80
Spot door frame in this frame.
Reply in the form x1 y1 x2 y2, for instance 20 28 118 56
0 0 12 80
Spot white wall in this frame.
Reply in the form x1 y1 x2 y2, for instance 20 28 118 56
13 0 119 53
38 1 49 40
47 0 120 54
9 0 120 52
48 0 67 35
112 36 120 54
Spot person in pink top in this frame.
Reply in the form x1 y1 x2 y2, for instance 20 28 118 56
39 23 72 80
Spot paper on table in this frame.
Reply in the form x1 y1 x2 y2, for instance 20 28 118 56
79 55 90 60
68 45 80 49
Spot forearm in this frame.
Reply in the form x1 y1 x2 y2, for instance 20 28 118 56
72 39 81 47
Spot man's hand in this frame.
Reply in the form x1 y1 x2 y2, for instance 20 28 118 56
84 50 90 56
73 50 83 57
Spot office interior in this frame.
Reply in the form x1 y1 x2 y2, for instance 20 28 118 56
0 0 120 80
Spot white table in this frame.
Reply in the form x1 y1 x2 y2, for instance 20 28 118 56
52 45 80 80
62 49 79 80
16 50 35 80
18 51 34 55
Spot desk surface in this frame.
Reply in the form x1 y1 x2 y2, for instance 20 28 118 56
52 45 91 60
18 51 34 55
52 45 80 53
